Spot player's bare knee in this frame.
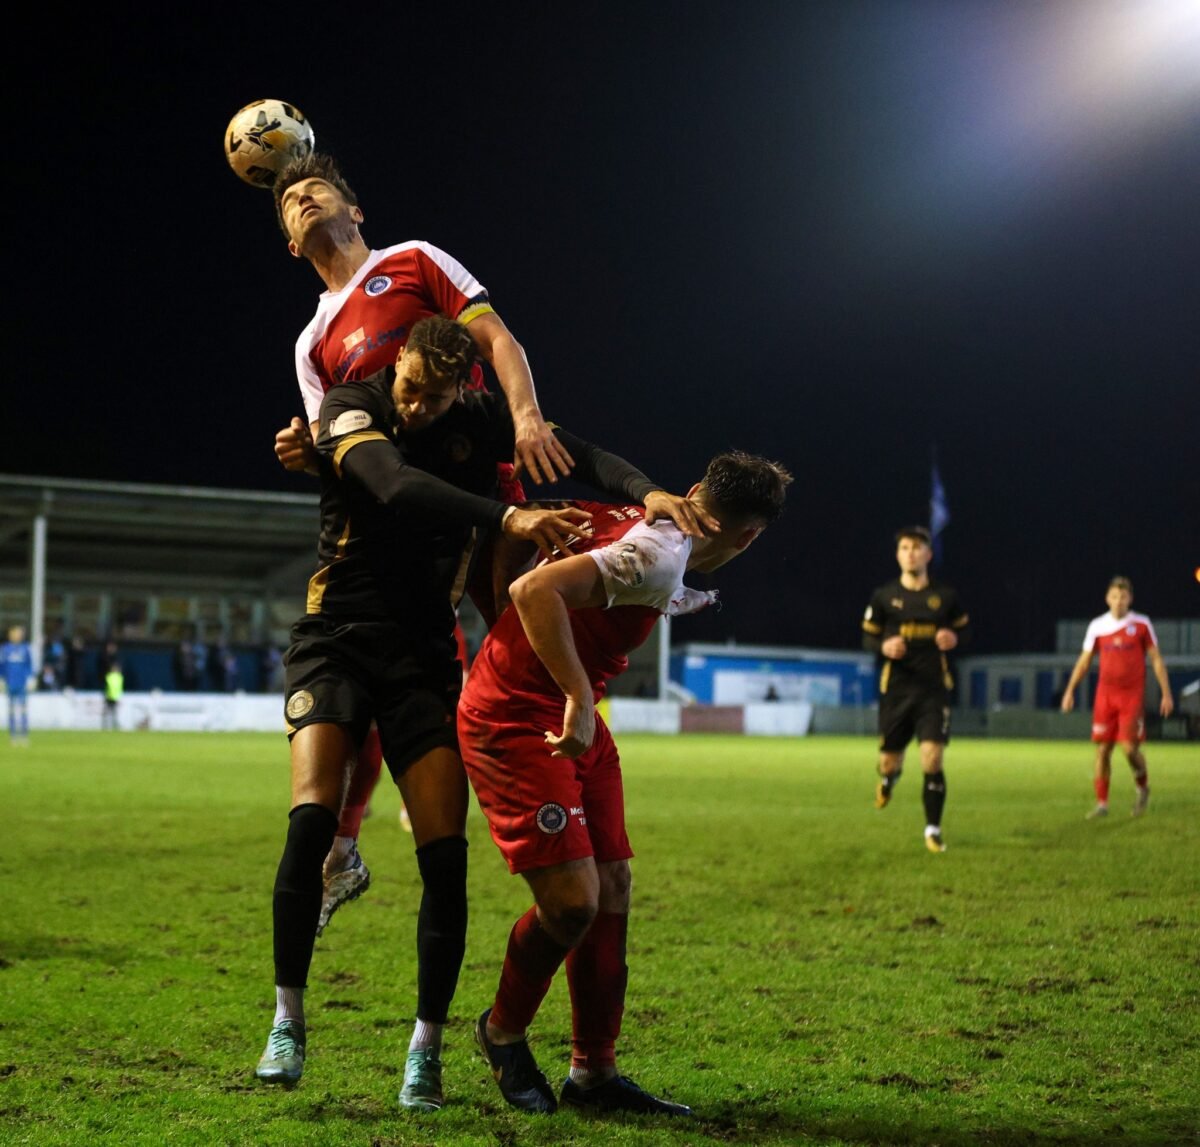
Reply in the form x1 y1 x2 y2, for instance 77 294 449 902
543 898 598 948
919 743 943 773
879 752 903 777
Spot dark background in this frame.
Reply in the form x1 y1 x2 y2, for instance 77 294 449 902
8 3 1198 651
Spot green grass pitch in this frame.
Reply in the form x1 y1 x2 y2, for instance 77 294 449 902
1 732 1197 1145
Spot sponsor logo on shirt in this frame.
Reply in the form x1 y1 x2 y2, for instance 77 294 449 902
333 324 409 383
364 274 393 296
329 409 373 436
343 327 366 352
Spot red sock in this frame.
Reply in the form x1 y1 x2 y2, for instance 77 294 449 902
566 911 628 1073
338 728 384 838
1094 776 1110 803
490 906 569 1036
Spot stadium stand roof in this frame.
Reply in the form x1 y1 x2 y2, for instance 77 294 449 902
0 474 320 596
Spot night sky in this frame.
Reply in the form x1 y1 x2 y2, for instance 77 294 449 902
10 3 1198 652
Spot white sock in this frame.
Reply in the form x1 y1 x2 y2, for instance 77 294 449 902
570 1065 617 1088
924 824 940 837
409 1020 444 1054
274 985 305 1026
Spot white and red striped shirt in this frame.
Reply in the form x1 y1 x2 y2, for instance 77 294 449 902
1082 611 1158 692
294 242 493 423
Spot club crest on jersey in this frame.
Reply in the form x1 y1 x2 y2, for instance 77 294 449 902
890 598 904 610
445 434 472 464
927 594 941 610
1126 624 1137 636
286 690 314 719
364 274 393 297
535 803 568 834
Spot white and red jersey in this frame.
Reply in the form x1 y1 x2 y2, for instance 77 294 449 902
1083 611 1158 693
463 503 716 716
295 242 494 423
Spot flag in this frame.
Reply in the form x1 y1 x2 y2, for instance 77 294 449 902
930 458 949 563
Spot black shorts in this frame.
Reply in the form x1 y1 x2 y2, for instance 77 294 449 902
283 615 461 779
878 688 951 752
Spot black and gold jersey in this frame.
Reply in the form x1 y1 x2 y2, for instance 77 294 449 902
861 578 970 695
308 369 513 628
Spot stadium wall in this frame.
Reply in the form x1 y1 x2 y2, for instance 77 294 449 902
7 693 1192 741
2 691 284 733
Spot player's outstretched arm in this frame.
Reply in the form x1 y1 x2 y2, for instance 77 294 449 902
510 555 610 759
1060 650 1093 712
467 312 573 485
547 429 718 538
341 439 518 529
1148 646 1174 717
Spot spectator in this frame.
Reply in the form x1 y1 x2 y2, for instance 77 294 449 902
193 639 209 691
103 662 124 730
66 636 87 689
175 640 199 691
3 625 34 746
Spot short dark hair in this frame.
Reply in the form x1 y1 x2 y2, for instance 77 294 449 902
272 152 359 238
697 451 792 525
895 525 933 547
405 315 477 389
1109 576 1133 593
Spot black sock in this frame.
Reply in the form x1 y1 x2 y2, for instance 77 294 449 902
880 769 902 796
415 835 469 1024
922 771 947 827
272 803 338 989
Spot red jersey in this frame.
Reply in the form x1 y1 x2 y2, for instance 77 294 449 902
462 503 715 716
1083 611 1158 692
295 242 494 423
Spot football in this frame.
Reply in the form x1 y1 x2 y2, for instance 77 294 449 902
224 100 314 189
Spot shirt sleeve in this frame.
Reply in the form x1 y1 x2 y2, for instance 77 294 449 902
1082 618 1100 652
295 322 326 426
315 380 391 476
415 242 494 325
588 522 691 611
862 587 886 652
945 588 971 647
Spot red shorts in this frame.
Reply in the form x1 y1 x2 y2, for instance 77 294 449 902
458 700 633 875
1092 688 1145 744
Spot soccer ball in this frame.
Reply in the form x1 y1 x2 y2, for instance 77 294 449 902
224 100 315 189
